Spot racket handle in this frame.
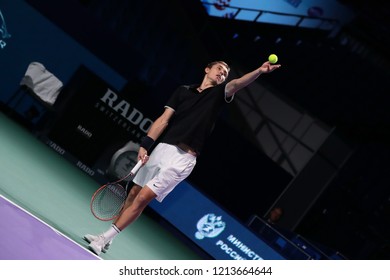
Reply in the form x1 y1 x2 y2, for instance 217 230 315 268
130 160 143 175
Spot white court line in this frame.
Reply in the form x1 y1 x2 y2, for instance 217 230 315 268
0 194 102 260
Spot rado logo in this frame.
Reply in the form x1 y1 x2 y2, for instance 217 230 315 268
99 88 153 133
77 124 92 138
76 161 95 176
46 140 65 155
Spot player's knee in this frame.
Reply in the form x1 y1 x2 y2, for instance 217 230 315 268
129 186 141 197
134 190 155 209
135 194 150 207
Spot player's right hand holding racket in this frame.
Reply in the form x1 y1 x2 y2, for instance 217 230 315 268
90 160 143 221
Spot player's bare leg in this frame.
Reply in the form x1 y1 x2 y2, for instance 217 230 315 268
114 184 142 222
114 185 156 230
88 186 156 255
85 184 143 253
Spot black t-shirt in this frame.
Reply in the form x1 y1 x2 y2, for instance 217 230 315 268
160 84 230 154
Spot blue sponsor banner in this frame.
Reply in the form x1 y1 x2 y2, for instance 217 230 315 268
149 180 285 260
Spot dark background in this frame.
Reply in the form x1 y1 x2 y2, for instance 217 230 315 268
15 0 390 259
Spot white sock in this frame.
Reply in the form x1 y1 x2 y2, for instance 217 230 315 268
102 224 121 242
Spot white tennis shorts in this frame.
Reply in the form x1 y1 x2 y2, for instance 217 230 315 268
133 143 197 202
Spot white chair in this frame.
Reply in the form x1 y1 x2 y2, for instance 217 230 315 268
7 62 63 108
5 62 63 132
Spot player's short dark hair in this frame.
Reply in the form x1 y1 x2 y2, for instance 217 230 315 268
207 61 230 72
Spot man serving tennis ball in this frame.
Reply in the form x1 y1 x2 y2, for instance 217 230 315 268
84 58 281 256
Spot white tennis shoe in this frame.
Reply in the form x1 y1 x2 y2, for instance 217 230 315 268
87 235 109 256
84 234 112 254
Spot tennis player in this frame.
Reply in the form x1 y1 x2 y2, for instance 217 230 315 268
84 59 281 255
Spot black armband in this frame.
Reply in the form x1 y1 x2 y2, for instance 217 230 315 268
140 136 155 151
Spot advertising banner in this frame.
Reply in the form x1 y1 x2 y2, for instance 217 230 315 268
47 65 153 183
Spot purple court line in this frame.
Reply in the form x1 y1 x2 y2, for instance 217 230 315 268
0 195 100 260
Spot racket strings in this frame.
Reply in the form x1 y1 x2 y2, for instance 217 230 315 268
91 183 126 220
90 160 143 221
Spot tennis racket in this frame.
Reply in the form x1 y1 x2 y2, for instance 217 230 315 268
90 160 143 221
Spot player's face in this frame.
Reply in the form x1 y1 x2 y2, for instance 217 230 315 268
208 63 229 84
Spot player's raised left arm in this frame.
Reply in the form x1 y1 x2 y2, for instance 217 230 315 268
225 61 281 98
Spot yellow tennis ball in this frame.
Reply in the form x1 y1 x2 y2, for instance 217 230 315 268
268 54 278 64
